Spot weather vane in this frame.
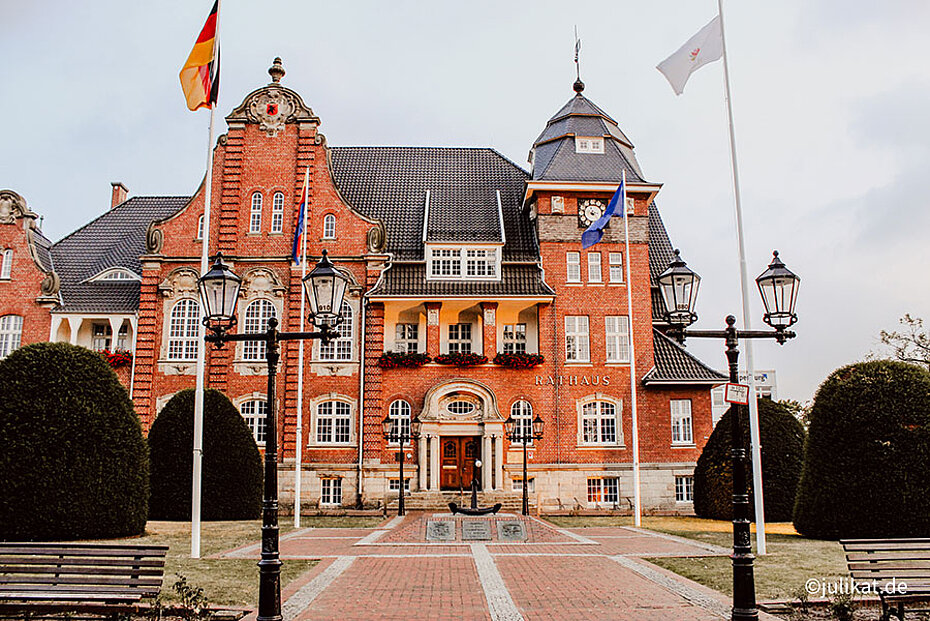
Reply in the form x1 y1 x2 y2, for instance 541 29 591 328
574 26 584 92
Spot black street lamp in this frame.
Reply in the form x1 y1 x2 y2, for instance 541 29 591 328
504 412 544 515
382 413 421 516
198 250 349 621
657 249 800 621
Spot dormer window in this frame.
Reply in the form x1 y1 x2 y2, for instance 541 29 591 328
427 246 501 281
90 268 141 282
575 136 605 154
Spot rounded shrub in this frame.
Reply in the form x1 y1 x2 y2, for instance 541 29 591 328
148 389 262 520
693 398 805 522
0 342 149 540
793 361 930 539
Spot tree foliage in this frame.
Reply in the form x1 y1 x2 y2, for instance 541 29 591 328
0 343 149 540
693 399 806 522
793 360 930 539
880 314 930 370
148 389 262 520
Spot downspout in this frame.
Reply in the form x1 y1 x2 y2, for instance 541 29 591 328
128 314 140 401
356 293 368 508
553 295 561 464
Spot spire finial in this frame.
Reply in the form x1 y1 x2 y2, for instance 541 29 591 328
269 57 285 83
573 27 584 94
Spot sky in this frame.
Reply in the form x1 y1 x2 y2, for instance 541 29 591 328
1 1 928 403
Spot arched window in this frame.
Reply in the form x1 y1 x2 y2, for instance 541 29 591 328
240 399 267 445
511 400 534 444
323 214 336 239
387 400 411 443
319 301 353 361
243 299 276 360
249 192 263 233
271 192 284 233
166 299 200 361
316 400 352 444
197 215 204 240
0 315 23 359
0 249 11 279
581 400 620 445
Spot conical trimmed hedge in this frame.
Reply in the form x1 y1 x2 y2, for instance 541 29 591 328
0 343 149 540
148 389 262 520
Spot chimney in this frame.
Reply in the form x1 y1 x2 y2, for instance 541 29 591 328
111 182 128 209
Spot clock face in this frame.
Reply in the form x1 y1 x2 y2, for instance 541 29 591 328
578 199 606 227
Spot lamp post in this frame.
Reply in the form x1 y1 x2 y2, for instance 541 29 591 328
382 414 421 516
198 250 349 621
657 249 800 621
504 413 544 515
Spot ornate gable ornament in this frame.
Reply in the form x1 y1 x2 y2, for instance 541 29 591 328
159 267 200 299
226 58 320 137
240 266 286 299
0 190 37 224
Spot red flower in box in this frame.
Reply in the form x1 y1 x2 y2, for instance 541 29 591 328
377 352 431 369
101 349 133 368
493 352 545 369
433 352 488 367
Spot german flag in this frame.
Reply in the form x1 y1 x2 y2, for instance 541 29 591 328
179 1 220 111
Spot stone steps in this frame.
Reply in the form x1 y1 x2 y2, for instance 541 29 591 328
384 491 535 513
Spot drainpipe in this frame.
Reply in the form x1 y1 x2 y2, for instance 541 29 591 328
128 314 140 401
356 294 368 508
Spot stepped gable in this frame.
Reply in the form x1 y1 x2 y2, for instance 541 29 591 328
51 197 188 312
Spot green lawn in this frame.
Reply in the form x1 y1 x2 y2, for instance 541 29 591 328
545 516 848 602
93 516 383 608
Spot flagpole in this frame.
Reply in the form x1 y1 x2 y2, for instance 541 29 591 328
621 170 642 527
294 167 310 528
717 0 766 555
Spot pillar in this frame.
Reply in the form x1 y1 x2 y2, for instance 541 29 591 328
425 302 442 357
480 302 498 359
418 435 428 491
482 433 492 491
494 435 504 491
429 435 440 490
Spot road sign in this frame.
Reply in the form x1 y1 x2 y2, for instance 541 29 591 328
724 383 750 405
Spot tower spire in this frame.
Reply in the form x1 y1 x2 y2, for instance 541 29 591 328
573 26 584 93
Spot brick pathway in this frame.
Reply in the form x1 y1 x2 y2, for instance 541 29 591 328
223 513 777 620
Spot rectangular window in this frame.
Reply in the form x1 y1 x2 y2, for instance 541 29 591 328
321 479 342 506
388 478 411 493
316 401 352 444
564 316 589 362
575 137 605 154
430 248 461 278
582 401 619 445
240 400 267 445
465 249 497 278
271 193 284 233
249 194 262 233
609 253 624 283
605 316 630 363
502 324 526 354
512 478 535 493
448 323 472 354
395 323 419 353
671 399 694 445
587 478 619 505
587 252 602 283
675 475 694 502
566 252 581 283
92 324 111 352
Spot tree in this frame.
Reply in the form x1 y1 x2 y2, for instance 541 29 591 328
880 314 930 370
148 389 262 520
693 399 806 522
793 360 930 539
0 343 149 540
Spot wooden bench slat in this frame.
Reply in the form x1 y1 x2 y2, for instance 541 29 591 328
0 565 163 577
847 552 930 562
0 546 167 558
842 541 930 551
0 556 165 568
850 569 930 578
0 592 149 602
0 584 157 595
0 576 163 587
0 543 169 552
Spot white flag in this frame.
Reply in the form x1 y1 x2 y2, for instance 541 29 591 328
657 16 724 96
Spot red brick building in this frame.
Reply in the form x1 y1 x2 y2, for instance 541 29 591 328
0 59 724 512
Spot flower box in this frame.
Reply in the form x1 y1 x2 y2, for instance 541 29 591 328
102 349 133 368
433 352 489 367
377 351 431 369
493 352 545 369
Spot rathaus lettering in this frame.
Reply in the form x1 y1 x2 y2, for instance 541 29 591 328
534 375 611 386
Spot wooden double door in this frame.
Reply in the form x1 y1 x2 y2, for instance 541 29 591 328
440 436 481 490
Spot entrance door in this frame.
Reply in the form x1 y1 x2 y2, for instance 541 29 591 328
440 437 481 490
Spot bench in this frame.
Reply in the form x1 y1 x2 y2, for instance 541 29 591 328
841 538 930 621
0 542 169 618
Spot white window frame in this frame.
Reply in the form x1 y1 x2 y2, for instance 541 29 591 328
575 136 605 154
511 400 534 445
315 400 353 445
587 252 602 283
675 475 694 502
608 252 624 283
323 214 336 239
394 323 419 353
197 215 204 240
388 478 411 493
502 324 526 354
240 399 267 445
605 316 630 363
671 399 694 445
271 192 284 233
587 478 619 506
566 252 581 283
564 316 589 363
448 323 472 354
249 192 262 233
387 399 411 445
166 299 200 361
0 315 23 359
427 246 501 281
512 477 535 493
318 301 353 361
242 299 277 361
581 400 620 445
1 249 12 279
321 478 342 506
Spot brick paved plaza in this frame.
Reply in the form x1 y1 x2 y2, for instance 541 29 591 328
222 513 779 620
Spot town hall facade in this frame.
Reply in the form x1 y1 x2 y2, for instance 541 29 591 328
0 59 725 513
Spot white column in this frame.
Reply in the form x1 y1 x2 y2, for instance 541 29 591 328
494 435 504 491
418 436 427 491
108 317 124 348
68 317 82 345
482 434 492 491
49 315 62 342
429 435 440 491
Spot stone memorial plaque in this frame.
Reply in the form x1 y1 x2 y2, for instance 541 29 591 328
461 520 492 541
426 520 455 542
497 520 527 542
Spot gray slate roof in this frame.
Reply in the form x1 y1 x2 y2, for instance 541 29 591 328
329 147 536 261
31 228 55 273
530 92 646 183
368 263 554 298
643 329 727 385
51 196 188 313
